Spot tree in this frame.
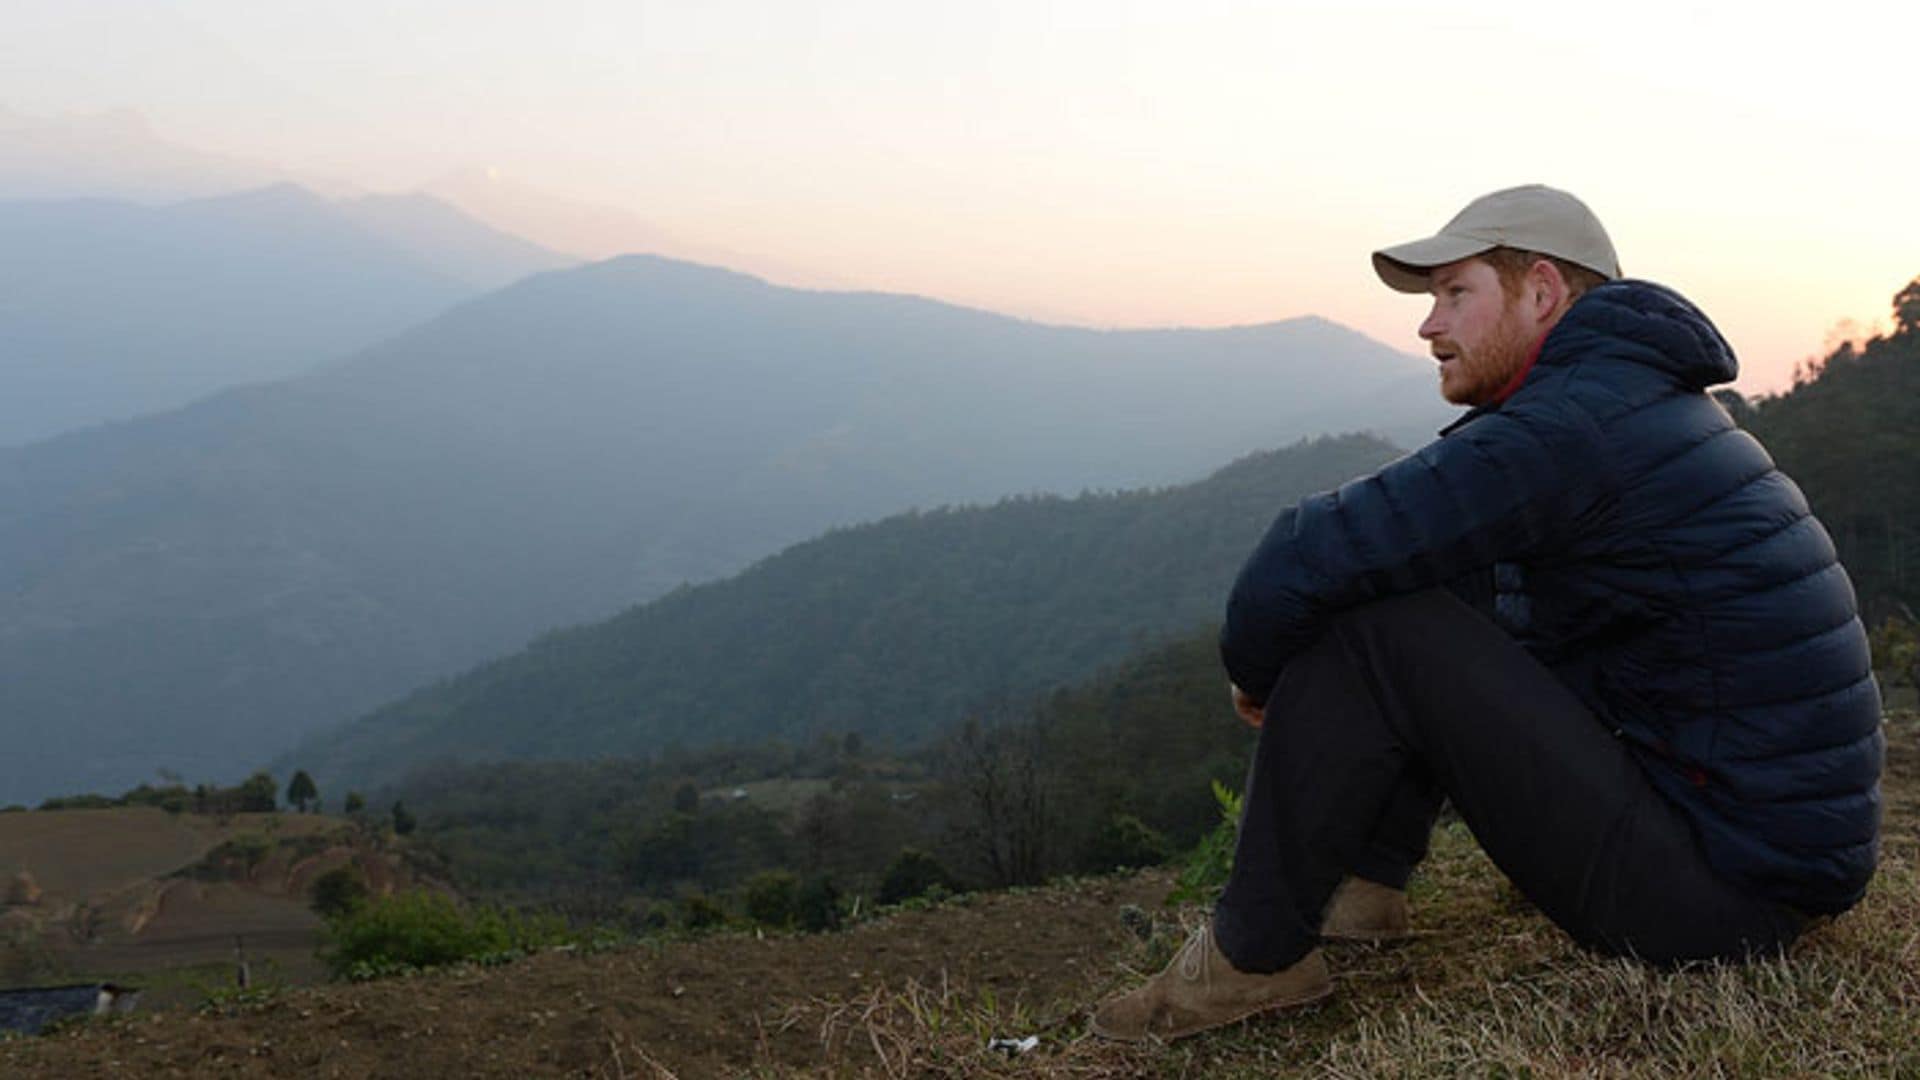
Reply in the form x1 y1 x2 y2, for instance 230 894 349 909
944 718 1051 887
671 781 700 815
794 876 843 932
287 770 319 814
235 772 278 813
391 800 416 836
1709 388 1755 426
1894 276 1920 337
343 791 365 815
794 793 845 874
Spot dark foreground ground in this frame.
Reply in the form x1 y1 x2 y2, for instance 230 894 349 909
4 711 1917 1078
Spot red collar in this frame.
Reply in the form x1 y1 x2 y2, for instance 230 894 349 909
1488 332 1548 406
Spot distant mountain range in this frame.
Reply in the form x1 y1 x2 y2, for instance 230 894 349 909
422 167 846 292
0 254 1446 805
0 183 572 445
283 435 1403 790
0 106 293 203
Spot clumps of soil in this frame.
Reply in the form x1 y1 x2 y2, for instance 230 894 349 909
0 872 1173 1077
6 871 41 907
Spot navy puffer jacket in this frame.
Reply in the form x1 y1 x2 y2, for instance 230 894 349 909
1221 279 1883 915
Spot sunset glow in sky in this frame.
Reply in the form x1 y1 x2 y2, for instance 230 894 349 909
7 0 1917 393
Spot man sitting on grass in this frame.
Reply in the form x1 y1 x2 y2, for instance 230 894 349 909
1093 184 1884 1042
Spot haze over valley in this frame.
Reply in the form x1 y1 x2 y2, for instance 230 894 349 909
0 163 1448 803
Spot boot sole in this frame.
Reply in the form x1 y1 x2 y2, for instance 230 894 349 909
1088 979 1334 1043
1320 926 1413 943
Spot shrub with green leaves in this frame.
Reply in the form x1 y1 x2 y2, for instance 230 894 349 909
1166 779 1241 906
319 890 567 980
1082 812 1173 872
878 847 960 905
677 892 729 931
743 870 799 927
309 867 370 919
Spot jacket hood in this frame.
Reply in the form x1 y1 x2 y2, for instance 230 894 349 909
1540 279 1738 390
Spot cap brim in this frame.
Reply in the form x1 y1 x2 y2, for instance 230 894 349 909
1371 234 1496 293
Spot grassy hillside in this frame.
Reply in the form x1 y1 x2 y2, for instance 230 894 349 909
287 433 1401 789
5 711 1914 1076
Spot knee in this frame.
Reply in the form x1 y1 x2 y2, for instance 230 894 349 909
1327 589 1466 636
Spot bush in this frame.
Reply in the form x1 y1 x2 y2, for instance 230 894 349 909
1166 779 1242 906
743 870 799 928
1083 813 1174 872
310 867 370 919
878 847 960 905
226 833 273 872
794 876 843 932
319 890 567 980
678 892 729 932
1870 617 1919 686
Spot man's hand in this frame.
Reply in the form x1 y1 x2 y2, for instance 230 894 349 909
1229 682 1265 729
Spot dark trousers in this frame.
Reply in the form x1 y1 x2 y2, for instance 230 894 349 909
1213 589 1805 971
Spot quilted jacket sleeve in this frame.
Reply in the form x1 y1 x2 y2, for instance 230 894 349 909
1221 394 1618 703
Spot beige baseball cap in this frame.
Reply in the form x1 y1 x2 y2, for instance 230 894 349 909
1372 184 1621 293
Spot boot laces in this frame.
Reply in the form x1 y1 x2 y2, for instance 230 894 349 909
1175 924 1214 987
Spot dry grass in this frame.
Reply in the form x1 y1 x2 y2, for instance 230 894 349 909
770 711 1920 1078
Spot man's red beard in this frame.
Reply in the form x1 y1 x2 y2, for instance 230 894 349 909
1432 302 1536 406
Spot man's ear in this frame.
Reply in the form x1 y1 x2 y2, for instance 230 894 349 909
1527 259 1570 322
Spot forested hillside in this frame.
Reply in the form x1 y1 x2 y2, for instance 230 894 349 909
1741 276 1920 621
379 624 1253 920
286 434 1401 788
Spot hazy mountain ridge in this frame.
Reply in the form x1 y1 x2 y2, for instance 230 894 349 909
282 435 1404 789
0 254 1444 804
0 182 567 445
333 190 577 290
0 106 292 203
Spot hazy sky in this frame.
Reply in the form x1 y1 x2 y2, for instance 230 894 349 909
6 0 1916 392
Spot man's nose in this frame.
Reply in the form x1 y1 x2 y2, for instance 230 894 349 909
1418 303 1443 340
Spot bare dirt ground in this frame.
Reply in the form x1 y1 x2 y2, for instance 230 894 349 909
2 810 417 1007
0 809 335 902
0 871 1171 1077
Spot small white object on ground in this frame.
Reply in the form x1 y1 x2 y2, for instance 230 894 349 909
987 1036 1040 1055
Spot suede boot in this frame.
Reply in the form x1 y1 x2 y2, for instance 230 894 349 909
1089 926 1330 1042
1319 877 1411 942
